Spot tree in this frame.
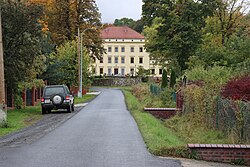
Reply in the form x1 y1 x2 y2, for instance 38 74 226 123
161 69 168 89
170 69 176 88
45 0 105 59
142 0 218 71
1 1 45 90
114 18 136 27
41 40 91 88
42 41 78 86
214 0 249 45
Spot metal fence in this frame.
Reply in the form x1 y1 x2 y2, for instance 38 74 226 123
150 84 162 95
216 97 250 142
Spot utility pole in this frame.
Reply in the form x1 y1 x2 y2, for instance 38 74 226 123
77 27 82 98
0 9 7 123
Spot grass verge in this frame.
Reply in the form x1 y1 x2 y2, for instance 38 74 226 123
74 94 97 104
0 106 42 137
122 87 186 156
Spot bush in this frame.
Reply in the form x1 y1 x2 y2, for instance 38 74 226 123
161 69 168 88
221 75 250 101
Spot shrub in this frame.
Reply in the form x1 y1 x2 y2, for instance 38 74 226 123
221 75 250 101
161 69 168 88
170 69 176 88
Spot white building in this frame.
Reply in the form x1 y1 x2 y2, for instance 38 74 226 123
92 26 162 77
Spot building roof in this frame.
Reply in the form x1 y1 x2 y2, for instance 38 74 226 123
101 26 145 39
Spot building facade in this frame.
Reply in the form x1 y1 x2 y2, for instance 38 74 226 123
92 26 162 77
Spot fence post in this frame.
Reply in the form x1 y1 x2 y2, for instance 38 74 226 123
216 96 220 129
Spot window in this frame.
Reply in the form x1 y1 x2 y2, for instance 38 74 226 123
115 47 118 52
139 57 143 64
121 57 125 64
151 69 155 75
121 68 125 75
108 68 112 75
108 47 112 52
115 57 118 63
130 57 134 64
159 69 163 75
139 47 143 52
100 68 103 74
108 57 112 63
100 57 103 63
121 47 125 52
130 47 134 52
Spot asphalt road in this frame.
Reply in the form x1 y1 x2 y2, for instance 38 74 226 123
0 88 181 167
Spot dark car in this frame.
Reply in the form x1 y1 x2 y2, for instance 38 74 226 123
41 85 74 114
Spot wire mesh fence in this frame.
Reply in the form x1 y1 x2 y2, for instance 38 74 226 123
150 84 162 95
216 97 250 143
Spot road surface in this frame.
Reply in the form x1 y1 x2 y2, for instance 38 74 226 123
0 88 181 167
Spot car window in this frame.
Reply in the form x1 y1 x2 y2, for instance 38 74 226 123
65 86 70 94
44 87 65 96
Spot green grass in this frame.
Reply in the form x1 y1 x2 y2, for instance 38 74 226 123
165 113 231 144
122 88 186 156
74 94 97 104
0 106 42 137
122 87 232 157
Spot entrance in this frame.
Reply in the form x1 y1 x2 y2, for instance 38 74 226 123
114 68 118 75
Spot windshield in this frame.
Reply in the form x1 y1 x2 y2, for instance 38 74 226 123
44 87 65 96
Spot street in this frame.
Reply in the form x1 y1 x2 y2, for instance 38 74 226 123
0 88 181 167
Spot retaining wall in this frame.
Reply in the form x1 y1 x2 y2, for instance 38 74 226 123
188 144 250 165
92 77 142 87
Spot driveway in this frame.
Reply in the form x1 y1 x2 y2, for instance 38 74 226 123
0 88 181 167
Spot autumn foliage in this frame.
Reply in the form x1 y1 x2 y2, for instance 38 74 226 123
221 75 250 101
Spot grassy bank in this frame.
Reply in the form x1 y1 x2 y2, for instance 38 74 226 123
0 93 97 137
122 86 232 157
122 87 186 156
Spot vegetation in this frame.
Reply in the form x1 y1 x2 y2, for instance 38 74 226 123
1 1 46 93
122 87 185 156
161 69 168 89
0 107 42 137
122 85 236 157
221 75 250 101
74 94 97 104
113 17 145 33
44 0 105 58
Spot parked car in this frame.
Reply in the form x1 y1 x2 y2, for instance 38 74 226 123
41 85 74 114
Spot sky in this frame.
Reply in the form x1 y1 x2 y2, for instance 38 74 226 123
95 0 143 23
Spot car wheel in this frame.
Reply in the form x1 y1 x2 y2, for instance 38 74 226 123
52 95 63 106
67 104 72 113
42 108 47 115
48 109 51 114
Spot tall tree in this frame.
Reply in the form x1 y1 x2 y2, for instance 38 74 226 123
114 18 136 27
1 0 45 90
212 0 249 45
45 0 104 59
142 0 218 71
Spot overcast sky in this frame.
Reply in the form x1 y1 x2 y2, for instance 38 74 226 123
95 0 143 23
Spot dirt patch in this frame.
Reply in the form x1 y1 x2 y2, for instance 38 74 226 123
0 106 83 148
